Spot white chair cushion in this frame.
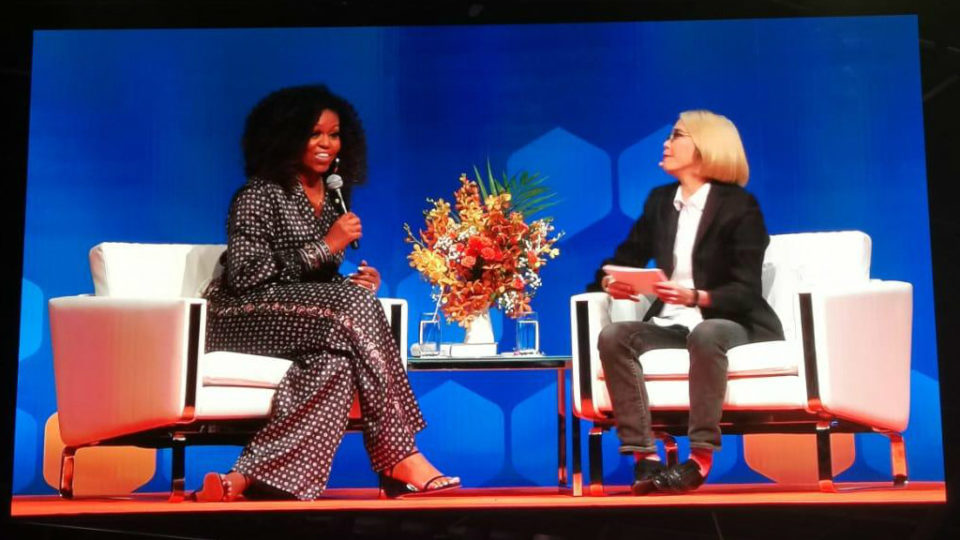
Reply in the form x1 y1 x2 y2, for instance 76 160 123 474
194 386 278 419
592 375 809 413
201 351 293 389
90 242 226 298
762 231 870 342
644 376 809 410
600 340 798 381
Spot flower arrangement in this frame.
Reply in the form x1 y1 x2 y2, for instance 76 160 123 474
404 167 563 326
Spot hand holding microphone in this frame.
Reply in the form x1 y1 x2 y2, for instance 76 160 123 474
325 212 362 253
325 173 360 250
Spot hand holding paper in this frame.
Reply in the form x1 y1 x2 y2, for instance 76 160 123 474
602 265 668 297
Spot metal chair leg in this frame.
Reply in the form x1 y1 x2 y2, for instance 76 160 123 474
557 369 567 488
816 421 837 492
878 430 909 488
588 425 605 496
654 431 679 466
572 415 582 496
169 434 187 502
59 447 77 499
818 423 910 493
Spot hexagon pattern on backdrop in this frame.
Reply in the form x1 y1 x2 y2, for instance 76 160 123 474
13 409 38 492
743 433 855 486
15 279 43 493
617 123 674 218
510 379 562 485
19 279 43 361
42 413 155 497
415 380 504 487
15 73 943 494
507 127 612 239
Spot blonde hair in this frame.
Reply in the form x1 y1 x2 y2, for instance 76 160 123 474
679 110 749 186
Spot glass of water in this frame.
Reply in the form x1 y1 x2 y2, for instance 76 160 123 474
515 311 540 355
419 312 442 356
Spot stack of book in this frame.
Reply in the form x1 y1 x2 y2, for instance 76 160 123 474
443 342 498 357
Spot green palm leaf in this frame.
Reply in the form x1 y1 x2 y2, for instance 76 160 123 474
471 158 560 219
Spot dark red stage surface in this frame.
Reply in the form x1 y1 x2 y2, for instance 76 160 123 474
11 482 945 517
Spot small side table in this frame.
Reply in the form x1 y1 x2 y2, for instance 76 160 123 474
407 355 573 491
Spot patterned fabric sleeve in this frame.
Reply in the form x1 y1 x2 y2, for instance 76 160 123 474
296 241 340 270
225 185 332 294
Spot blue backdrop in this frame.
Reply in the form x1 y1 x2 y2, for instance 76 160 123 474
15 16 941 494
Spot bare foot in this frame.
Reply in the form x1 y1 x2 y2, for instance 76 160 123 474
222 471 249 501
195 471 250 502
388 452 458 490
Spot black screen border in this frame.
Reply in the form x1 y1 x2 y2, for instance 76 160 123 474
3 1 958 538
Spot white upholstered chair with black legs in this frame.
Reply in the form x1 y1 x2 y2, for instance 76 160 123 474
569 231 912 495
49 242 408 501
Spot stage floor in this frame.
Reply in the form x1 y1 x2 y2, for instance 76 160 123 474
11 482 945 516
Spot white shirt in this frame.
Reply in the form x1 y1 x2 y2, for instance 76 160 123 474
651 182 711 331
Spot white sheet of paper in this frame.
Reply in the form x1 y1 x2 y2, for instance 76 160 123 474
602 265 667 295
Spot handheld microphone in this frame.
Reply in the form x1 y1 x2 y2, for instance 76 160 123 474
325 173 359 249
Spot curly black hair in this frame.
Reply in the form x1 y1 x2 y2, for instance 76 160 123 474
241 84 367 192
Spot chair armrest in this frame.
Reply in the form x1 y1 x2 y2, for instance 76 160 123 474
378 297 408 369
804 280 912 431
569 291 656 420
610 295 654 324
570 292 613 420
49 296 206 446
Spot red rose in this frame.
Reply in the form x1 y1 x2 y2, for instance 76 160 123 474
467 236 486 254
481 246 503 262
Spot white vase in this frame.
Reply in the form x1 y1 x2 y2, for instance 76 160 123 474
463 310 495 344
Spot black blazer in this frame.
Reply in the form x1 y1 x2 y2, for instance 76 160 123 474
588 181 784 342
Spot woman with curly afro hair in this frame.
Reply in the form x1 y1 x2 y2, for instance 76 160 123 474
196 84 459 501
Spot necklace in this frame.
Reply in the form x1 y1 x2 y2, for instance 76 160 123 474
298 177 326 214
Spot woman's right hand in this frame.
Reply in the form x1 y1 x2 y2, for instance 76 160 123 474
325 212 362 253
603 276 638 301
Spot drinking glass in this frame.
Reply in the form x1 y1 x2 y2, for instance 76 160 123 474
419 312 442 356
515 311 540 355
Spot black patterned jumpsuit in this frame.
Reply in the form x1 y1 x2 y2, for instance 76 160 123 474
203 177 425 500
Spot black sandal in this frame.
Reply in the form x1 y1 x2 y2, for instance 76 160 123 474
379 473 462 499
378 450 461 499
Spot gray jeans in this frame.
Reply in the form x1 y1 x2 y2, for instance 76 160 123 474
596 319 749 453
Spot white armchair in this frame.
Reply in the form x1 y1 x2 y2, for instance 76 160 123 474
570 231 911 494
49 242 408 500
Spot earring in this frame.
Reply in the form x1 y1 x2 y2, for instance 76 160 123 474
333 157 340 173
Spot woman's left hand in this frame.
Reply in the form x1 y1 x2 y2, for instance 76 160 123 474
653 281 695 306
349 260 381 293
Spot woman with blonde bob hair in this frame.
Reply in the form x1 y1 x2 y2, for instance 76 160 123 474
587 109 782 495
678 110 750 187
